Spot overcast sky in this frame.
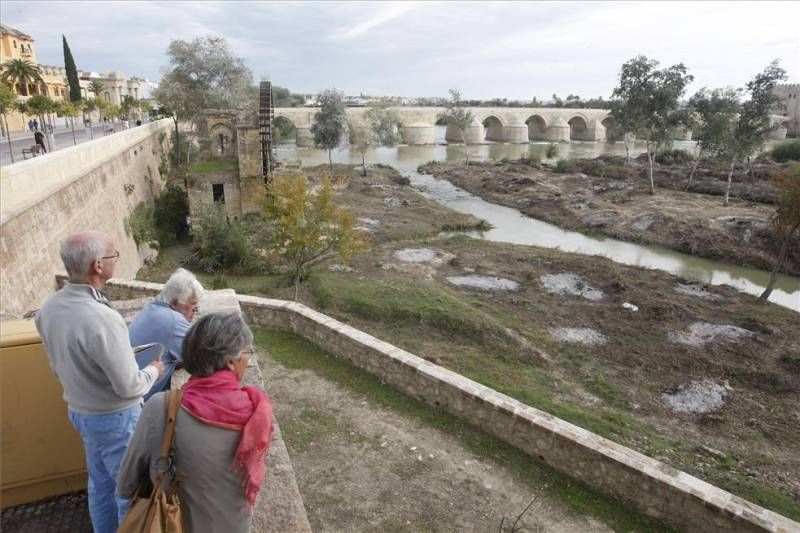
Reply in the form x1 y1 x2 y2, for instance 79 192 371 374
4 1 799 100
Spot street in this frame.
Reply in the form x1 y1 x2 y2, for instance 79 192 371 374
0 122 145 166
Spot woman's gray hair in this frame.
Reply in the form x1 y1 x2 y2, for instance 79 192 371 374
59 231 107 279
157 268 204 304
182 313 253 377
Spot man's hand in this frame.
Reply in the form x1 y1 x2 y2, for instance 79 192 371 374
148 358 165 380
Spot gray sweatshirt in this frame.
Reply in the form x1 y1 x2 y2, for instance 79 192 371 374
35 282 158 414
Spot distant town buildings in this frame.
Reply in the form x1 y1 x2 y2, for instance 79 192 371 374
0 23 154 133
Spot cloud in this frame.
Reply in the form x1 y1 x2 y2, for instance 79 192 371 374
330 2 417 41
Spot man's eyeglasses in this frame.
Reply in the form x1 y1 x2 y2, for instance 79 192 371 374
101 250 120 262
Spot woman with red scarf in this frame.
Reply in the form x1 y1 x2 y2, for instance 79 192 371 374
117 313 273 532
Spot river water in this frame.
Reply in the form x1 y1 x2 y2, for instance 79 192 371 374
275 133 800 311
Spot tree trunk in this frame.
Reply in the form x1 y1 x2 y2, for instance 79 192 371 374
461 130 469 165
39 114 51 151
646 144 655 195
70 116 77 145
173 115 180 165
361 152 367 177
328 149 334 177
758 224 798 303
724 160 736 207
685 149 703 191
3 113 14 163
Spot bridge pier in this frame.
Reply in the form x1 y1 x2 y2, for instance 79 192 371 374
401 123 435 145
504 122 529 143
445 121 484 144
545 117 571 142
296 126 314 147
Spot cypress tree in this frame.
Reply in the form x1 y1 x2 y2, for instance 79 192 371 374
63 35 81 102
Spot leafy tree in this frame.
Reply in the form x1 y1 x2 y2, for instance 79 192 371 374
56 100 81 145
348 119 375 177
365 100 402 147
153 183 190 244
721 60 786 206
0 83 17 163
62 35 81 102
154 36 253 167
759 164 800 303
120 95 138 120
263 173 369 299
0 59 43 96
685 87 740 190
191 203 249 272
88 79 106 99
25 95 57 149
610 55 694 194
310 89 347 175
437 89 475 164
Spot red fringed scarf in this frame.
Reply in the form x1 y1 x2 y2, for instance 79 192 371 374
181 370 273 509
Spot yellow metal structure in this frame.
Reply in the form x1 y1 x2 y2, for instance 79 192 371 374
0 319 86 509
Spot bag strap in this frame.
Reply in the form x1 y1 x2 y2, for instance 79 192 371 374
159 389 182 462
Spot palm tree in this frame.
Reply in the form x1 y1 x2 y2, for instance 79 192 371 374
0 59 44 96
88 79 106 100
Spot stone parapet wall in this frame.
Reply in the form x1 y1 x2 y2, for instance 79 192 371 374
102 280 798 533
0 122 172 318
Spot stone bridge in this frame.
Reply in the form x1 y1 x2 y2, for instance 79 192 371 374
274 107 618 145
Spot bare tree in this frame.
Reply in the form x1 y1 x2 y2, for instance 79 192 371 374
438 89 475 164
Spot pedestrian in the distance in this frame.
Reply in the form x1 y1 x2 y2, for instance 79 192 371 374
33 118 38 130
34 130 47 153
28 119 34 132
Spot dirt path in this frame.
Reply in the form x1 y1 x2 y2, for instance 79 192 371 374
259 348 615 533
419 160 799 275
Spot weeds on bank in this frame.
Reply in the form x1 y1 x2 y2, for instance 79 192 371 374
254 329 673 532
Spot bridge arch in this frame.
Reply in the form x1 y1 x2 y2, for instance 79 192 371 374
525 114 548 141
567 114 590 141
480 115 505 142
274 115 298 144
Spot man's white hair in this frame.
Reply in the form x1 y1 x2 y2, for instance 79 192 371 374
59 231 108 279
157 268 204 304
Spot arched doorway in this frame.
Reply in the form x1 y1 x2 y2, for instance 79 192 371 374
209 123 235 156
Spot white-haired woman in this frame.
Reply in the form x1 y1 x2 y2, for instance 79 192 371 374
129 268 204 399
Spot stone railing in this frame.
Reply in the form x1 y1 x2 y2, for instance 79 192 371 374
106 279 799 533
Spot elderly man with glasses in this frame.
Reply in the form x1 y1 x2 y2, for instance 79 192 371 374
35 230 165 533
129 268 205 400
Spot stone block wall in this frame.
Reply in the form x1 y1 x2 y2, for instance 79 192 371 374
237 126 262 178
235 295 798 533
0 120 172 318
187 170 243 219
99 281 798 533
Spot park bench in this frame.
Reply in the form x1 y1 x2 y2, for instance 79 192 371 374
21 145 43 159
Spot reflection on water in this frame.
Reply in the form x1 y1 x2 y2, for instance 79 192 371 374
276 136 800 311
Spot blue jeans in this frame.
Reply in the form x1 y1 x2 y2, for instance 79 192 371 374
68 404 142 533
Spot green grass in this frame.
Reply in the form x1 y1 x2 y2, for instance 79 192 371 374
281 407 338 453
309 272 523 345
189 158 239 173
255 328 674 532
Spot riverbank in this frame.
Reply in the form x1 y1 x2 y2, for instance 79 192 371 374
418 159 800 276
139 164 800 521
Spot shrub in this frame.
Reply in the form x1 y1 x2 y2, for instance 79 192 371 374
554 159 578 173
190 203 249 272
655 149 693 165
576 158 607 177
153 184 189 244
126 202 157 246
770 140 800 162
545 143 559 159
517 156 541 167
